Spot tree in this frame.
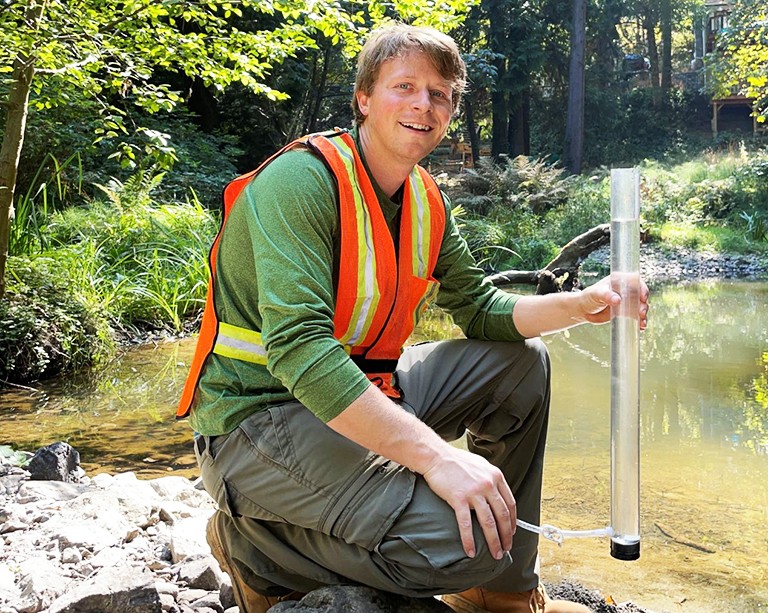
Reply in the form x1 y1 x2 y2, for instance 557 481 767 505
0 0 478 299
563 0 586 174
0 0 355 298
480 0 550 159
660 0 673 91
708 0 768 124
487 223 610 293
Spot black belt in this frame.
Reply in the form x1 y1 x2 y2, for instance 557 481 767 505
195 435 217 456
349 356 398 373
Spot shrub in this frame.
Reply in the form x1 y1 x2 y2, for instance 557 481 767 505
45 180 217 331
0 258 112 384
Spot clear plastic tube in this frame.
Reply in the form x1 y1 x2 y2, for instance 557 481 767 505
609 168 641 561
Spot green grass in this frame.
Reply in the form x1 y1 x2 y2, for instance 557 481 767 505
655 222 768 254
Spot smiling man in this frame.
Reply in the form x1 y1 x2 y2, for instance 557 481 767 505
178 23 648 613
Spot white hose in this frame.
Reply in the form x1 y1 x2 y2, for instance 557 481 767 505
516 518 614 546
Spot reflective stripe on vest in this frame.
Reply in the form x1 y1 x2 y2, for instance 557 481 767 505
177 129 445 417
213 322 267 365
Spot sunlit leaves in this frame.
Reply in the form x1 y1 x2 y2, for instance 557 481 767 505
707 0 768 122
368 0 478 31
0 0 370 114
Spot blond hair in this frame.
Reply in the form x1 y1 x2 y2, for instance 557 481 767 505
352 23 466 124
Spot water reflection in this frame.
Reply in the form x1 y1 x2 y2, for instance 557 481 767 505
0 341 198 478
542 280 768 613
1 280 767 611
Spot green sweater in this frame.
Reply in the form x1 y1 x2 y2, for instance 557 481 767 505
189 134 525 436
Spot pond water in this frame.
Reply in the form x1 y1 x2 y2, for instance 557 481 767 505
1 280 767 613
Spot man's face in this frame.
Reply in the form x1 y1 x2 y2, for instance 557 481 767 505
356 52 453 169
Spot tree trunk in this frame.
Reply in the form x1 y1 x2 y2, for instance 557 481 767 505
464 97 481 168
508 90 530 156
0 2 44 300
645 10 660 87
487 0 509 160
563 0 587 175
490 83 509 160
660 0 673 91
487 223 610 294
305 41 332 134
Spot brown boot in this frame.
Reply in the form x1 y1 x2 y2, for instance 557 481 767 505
442 585 592 613
206 512 305 613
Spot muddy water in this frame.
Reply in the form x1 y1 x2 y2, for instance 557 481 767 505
1 280 767 612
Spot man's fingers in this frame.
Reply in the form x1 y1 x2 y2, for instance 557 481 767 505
471 498 504 560
490 489 516 553
454 506 477 558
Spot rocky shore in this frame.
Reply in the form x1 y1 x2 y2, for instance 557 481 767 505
0 444 656 613
584 244 768 285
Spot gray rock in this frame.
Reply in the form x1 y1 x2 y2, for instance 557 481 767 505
176 555 225 592
27 443 81 483
269 586 453 612
178 588 211 604
155 579 180 598
188 592 224 612
60 547 82 565
218 579 235 610
0 564 20 607
160 591 179 612
170 515 212 563
15 481 86 503
47 563 162 613
15 557 71 613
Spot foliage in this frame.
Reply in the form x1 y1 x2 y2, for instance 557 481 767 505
641 144 768 225
0 0 478 300
45 171 218 332
446 143 768 273
707 0 768 123
0 445 32 468
745 351 768 454
450 156 580 269
1 168 219 384
0 258 112 384
9 151 84 257
491 156 574 214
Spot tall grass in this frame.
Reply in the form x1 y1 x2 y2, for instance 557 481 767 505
45 177 217 333
9 152 84 256
3 167 219 384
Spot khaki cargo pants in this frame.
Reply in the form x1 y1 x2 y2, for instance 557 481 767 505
195 338 550 598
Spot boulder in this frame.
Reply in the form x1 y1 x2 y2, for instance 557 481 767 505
27 442 82 483
270 585 453 612
47 563 162 613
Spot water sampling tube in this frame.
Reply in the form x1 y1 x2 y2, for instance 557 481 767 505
609 168 641 561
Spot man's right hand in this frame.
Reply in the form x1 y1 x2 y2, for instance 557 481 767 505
328 384 516 561
421 446 516 560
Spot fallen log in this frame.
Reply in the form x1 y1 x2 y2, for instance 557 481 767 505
487 223 610 294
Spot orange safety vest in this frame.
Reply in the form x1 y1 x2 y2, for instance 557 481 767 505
177 129 446 418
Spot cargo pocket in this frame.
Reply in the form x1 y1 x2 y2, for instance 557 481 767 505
220 476 288 522
321 456 417 551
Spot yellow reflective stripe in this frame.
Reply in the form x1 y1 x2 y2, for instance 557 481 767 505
326 137 380 345
213 322 268 365
408 169 431 278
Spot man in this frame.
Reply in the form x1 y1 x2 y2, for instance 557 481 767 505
178 23 649 613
